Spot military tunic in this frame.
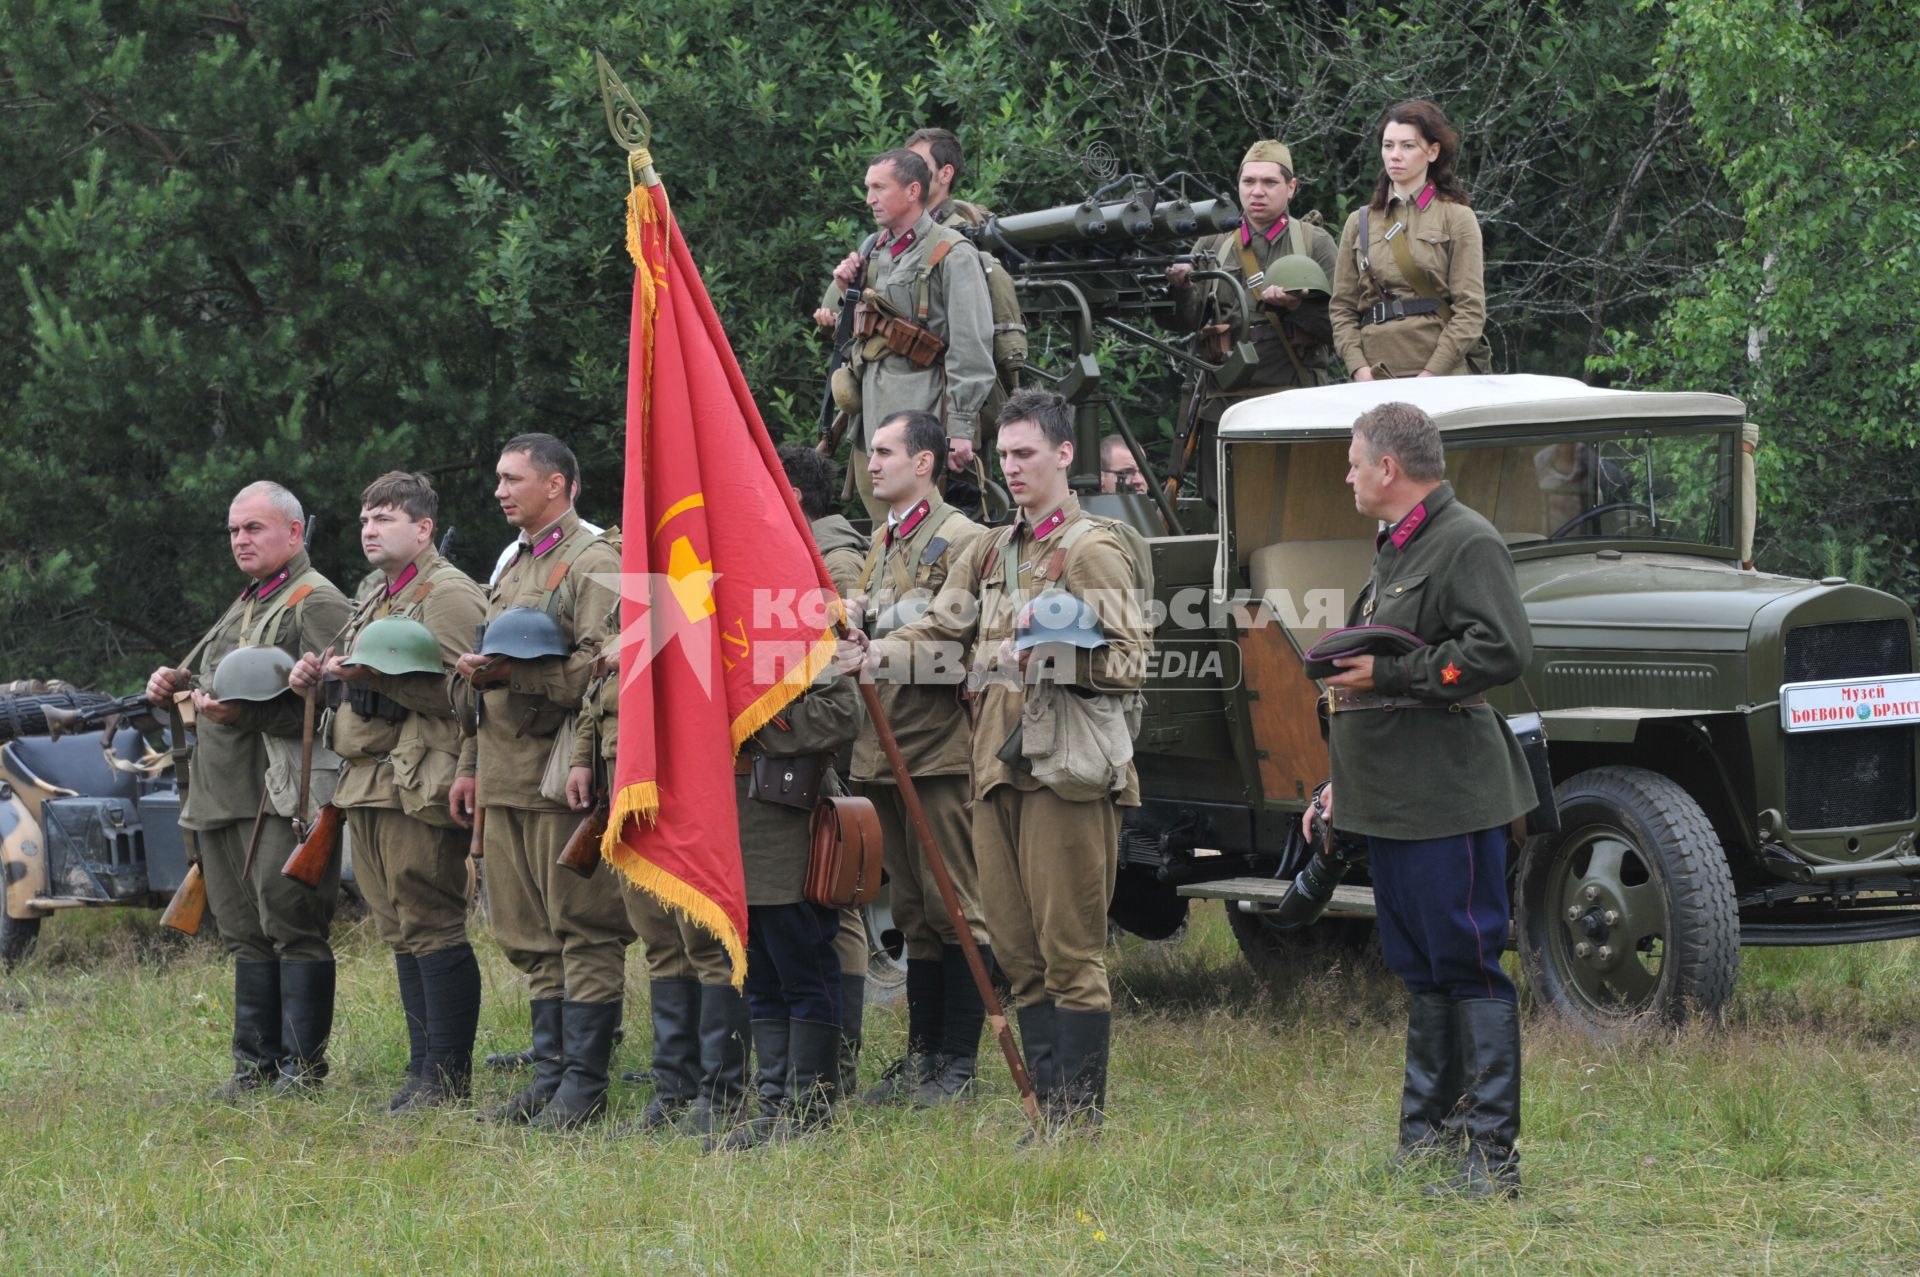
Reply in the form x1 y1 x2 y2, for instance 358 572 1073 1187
874 494 1148 1012
850 493 990 958
1175 215 1340 392
1329 187 1489 378
178 551 352 962
330 547 486 956
454 509 635 1005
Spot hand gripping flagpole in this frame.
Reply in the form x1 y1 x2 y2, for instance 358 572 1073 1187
594 54 1040 1126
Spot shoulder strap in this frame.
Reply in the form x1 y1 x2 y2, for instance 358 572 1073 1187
540 530 603 619
1287 219 1306 258
1356 205 1387 298
855 536 885 596
1236 239 1313 384
914 237 959 323
1383 222 1453 324
243 569 325 647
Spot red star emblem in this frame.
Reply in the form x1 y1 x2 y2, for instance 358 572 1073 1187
1441 663 1462 685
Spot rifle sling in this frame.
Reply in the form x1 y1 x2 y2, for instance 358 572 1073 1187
1233 231 1314 388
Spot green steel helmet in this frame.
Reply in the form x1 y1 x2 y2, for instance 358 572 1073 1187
480 606 570 660
210 645 296 703
1267 253 1331 300
1014 591 1109 652
342 617 443 676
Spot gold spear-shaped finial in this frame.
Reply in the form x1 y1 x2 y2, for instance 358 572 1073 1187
595 51 658 188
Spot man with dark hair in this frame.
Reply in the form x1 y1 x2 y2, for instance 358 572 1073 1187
1313 401 1535 1198
847 409 993 1107
145 481 352 1099
1097 435 1148 494
824 148 995 524
449 437 635 1130
289 471 488 1111
843 387 1149 1139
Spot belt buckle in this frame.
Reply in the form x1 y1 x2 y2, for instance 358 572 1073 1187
1367 300 1389 327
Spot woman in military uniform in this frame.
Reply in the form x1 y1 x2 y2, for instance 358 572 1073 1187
1329 100 1490 380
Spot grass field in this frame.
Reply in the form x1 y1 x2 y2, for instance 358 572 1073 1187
4 906 1919 1276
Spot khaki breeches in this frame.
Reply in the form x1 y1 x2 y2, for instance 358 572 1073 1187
198 813 339 963
483 805 636 1004
972 784 1118 1012
346 806 469 956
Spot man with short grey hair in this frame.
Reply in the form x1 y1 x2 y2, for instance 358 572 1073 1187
146 481 351 1099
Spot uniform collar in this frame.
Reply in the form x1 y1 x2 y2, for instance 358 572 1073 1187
1390 183 1436 212
1015 492 1080 544
386 547 439 597
884 211 938 258
1377 482 1454 552
519 509 579 559
246 550 308 600
886 495 937 546
1240 214 1289 247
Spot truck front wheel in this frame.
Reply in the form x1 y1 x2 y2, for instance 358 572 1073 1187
1515 765 1737 1032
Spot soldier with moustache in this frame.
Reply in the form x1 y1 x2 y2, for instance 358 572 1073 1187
448 433 635 1130
288 472 487 1111
145 481 352 1098
844 409 995 1107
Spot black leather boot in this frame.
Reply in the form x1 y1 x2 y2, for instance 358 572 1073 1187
1054 1008 1110 1138
484 1045 537 1072
913 944 989 1107
272 960 337 1097
530 1000 622 1130
1013 1002 1059 1148
638 979 701 1129
395 944 481 1112
483 998 564 1123
861 957 942 1105
1450 998 1522 1198
215 959 283 1101
712 1019 791 1152
1389 991 1463 1170
682 983 749 1137
786 1018 841 1136
838 971 866 1099
388 953 428 1109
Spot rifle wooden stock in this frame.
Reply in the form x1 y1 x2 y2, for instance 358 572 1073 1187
281 803 341 888
469 794 485 860
558 805 609 878
158 863 207 935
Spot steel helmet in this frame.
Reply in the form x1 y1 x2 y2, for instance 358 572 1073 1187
211 645 297 703
342 617 444 676
1014 591 1109 651
479 607 570 660
1266 253 1331 300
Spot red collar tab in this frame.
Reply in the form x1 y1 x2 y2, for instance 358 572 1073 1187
887 227 918 259
1387 500 1430 550
530 525 565 558
1239 215 1289 247
1414 184 1435 211
386 563 418 597
888 499 931 546
1029 507 1068 542
250 567 291 600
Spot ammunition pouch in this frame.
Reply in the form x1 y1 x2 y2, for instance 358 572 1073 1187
346 682 408 725
322 677 347 710
830 364 862 414
1198 321 1235 360
748 751 827 812
854 302 946 368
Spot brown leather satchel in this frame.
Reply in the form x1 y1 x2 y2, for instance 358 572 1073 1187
805 795 884 909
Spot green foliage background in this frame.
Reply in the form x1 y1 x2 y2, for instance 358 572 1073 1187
2 0 1914 685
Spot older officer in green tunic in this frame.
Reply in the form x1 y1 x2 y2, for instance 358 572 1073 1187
1167 140 1340 500
845 409 994 1107
845 389 1149 1138
145 481 351 1099
828 148 995 525
569 619 749 1137
448 433 635 1130
289 472 487 1111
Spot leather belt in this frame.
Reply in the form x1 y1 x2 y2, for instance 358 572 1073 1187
1328 688 1487 714
1361 297 1442 327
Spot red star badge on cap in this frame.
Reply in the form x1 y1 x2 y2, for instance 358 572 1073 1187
1441 663 1461 685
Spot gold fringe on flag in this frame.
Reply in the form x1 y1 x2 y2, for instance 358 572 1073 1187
729 628 841 751
604 835 748 990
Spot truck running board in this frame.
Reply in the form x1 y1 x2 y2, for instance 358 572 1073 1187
1177 877 1378 918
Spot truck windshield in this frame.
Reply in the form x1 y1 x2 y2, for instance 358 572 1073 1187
1450 430 1735 548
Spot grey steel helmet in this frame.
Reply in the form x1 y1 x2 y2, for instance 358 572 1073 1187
479 606 570 659
1014 591 1109 651
210 645 297 703
1266 253 1332 300
341 617 443 676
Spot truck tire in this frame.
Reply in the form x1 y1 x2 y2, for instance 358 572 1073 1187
1 911 41 969
1516 765 1737 1032
859 878 907 1006
1226 903 1375 984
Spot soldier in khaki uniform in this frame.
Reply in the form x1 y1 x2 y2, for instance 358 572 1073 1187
827 148 995 525
568 618 748 1137
777 443 872 1092
1167 139 1339 500
145 481 352 1099
846 389 1149 1137
1330 101 1489 380
289 472 487 1111
844 410 994 1107
448 433 635 1130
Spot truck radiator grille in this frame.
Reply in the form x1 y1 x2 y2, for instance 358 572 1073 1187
1785 619 1916 829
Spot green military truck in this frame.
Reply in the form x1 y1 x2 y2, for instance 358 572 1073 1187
1100 373 1919 1030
